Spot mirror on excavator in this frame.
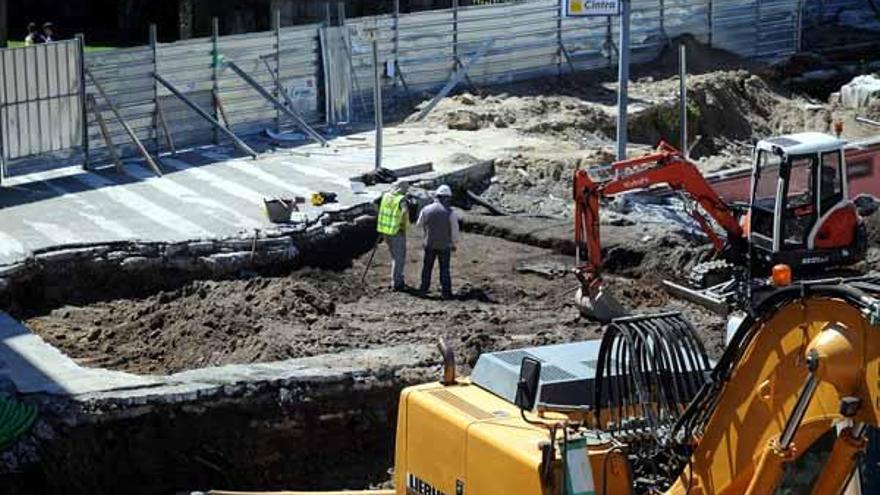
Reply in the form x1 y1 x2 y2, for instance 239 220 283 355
514 357 541 411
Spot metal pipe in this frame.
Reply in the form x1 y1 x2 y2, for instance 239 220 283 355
86 67 162 176
856 116 880 128
149 24 160 156
226 60 327 146
152 71 257 159
274 9 281 133
437 338 456 385
679 41 688 158
77 33 89 169
779 351 820 449
372 33 383 171
87 94 123 173
616 0 631 161
212 17 220 145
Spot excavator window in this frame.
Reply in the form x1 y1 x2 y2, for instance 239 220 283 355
782 156 816 248
751 150 782 242
819 151 844 216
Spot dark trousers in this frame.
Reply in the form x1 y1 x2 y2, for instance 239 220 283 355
420 248 452 295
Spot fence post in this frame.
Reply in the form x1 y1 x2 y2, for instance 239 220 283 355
393 0 400 87
659 0 665 38
453 0 459 63
556 0 563 77
605 15 613 68
274 9 281 132
707 0 713 46
212 17 220 144
150 24 159 156
0 50 6 182
754 0 761 58
795 0 804 52
77 33 89 170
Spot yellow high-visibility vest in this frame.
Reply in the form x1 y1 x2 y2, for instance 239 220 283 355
377 192 408 235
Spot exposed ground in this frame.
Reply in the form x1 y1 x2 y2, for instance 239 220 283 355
22 37 880 377
27 229 724 375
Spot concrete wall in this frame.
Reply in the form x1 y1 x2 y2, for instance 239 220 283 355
1 345 435 494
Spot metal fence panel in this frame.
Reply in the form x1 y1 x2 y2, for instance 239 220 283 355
802 0 880 55
0 40 83 166
84 46 154 164
0 0 817 172
156 36 215 150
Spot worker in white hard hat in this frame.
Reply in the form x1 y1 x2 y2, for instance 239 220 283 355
416 184 460 299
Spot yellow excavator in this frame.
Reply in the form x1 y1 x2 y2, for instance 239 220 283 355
212 274 880 495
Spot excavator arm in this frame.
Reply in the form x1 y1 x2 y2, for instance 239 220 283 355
573 142 743 294
664 282 880 494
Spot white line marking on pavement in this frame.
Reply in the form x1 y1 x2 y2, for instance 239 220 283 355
70 173 213 238
0 231 27 259
160 158 271 205
41 180 139 239
23 221 80 245
123 164 264 231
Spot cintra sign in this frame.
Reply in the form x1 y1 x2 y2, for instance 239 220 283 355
565 0 621 16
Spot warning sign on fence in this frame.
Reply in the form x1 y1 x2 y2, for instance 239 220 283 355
565 0 620 16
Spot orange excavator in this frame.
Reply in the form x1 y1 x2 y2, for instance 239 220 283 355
573 134 868 321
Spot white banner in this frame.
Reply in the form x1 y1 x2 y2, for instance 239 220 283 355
565 0 620 16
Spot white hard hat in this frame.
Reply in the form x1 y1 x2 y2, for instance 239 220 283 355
435 184 452 197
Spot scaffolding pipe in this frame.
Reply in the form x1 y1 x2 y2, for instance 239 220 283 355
86 67 162 176
225 60 328 147
152 72 258 159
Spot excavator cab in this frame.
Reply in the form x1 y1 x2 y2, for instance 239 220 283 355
749 132 864 271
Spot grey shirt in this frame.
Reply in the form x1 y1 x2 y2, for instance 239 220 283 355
416 201 461 250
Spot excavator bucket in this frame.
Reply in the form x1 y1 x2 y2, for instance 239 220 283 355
575 286 628 323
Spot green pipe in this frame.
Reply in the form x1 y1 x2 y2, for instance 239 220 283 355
0 398 37 451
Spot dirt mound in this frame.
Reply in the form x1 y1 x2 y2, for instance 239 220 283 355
633 34 760 80
407 92 615 142
407 67 823 163
29 271 358 373
27 232 725 375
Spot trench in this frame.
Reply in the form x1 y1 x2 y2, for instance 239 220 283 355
0 169 732 495
3 363 414 495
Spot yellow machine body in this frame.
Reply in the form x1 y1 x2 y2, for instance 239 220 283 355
393 381 630 495
391 293 880 495
666 296 879 495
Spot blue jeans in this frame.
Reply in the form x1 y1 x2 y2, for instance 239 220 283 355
386 232 407 289
420 248 452 295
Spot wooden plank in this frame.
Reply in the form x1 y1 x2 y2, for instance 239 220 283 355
87 94 124 173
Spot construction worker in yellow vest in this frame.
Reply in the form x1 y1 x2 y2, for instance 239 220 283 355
376 182 410 291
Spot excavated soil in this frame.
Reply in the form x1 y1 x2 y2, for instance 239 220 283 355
27 230 724 375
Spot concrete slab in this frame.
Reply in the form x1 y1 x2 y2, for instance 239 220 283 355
0 127 485 266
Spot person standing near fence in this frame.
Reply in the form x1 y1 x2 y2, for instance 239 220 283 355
24 23 43 46
42 23 56 43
